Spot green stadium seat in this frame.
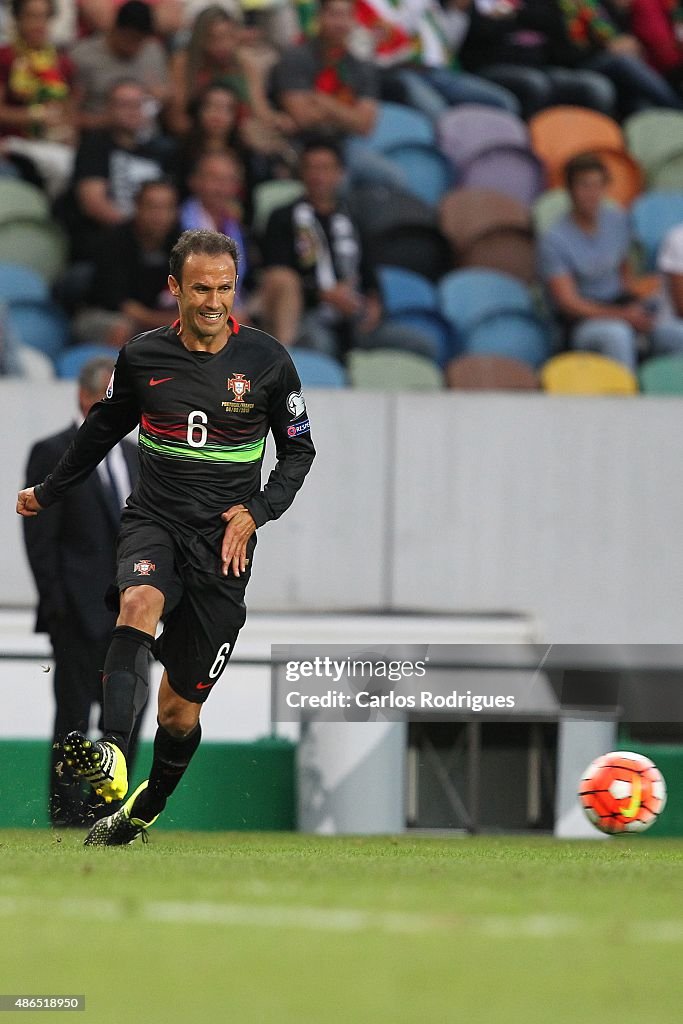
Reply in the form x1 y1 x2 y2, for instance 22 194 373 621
348 348 443 390
0 218 68 283
638 354 683 395
0 178 50 223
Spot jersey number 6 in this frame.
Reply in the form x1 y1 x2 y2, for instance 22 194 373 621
187 410 208 448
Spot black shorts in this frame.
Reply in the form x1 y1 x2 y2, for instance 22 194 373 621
113 517 256 704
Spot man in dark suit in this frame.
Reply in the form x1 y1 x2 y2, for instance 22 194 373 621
23 356 143 827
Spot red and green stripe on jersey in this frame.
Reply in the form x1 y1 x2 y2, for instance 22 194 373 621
139 413 266 463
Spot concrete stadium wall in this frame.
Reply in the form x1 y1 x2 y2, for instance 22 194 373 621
2 382 683 643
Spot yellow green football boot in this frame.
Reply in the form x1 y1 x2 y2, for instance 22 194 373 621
62 731 128 803
83 781 159 846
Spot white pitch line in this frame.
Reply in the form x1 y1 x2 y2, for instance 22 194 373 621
0 896 681 943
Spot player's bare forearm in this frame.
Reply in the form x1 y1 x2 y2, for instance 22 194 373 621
220 506 256 577
16 487 43 517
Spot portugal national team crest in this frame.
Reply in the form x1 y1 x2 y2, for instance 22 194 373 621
133 559 156 576
227 373 251 403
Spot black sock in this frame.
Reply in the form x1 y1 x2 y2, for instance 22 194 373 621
131 721 202 821
101 625 153 758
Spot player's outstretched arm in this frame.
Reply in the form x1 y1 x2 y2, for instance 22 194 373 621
16 487 44 518
220 505 256 578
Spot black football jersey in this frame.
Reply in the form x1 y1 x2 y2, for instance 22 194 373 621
35 320 315 568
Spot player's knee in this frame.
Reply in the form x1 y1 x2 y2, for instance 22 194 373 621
158 701 200 738
118 585 164 632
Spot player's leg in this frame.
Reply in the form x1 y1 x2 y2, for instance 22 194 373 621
119 671 203 827
84 551 255 844
66 522 181 805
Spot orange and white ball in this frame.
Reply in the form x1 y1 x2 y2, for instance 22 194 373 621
578 751 667 834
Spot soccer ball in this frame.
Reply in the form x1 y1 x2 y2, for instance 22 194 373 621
578 751 667 834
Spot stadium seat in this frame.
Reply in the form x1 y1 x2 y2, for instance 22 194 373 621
0 263 48 302
385 310 457 365
529 106 624 183
251 179 304 236
348 348 443 389
648 149 683 192
345 183 435 236
289 349 347 388
624 110 683 178
459 145 545 208
7 299 71 360
0 178 50 223
540 351 638 394
0 218 68 283
353 101 434 152
55 343 116 380
445 353 540 390
383 143 453 207
439 188 530 258
631 192 683 271
638 354 683 395
438 268 534 336
459 227 537 285
369 224 452 281
377 266 437 316
436 104 528 171
465 311 551 368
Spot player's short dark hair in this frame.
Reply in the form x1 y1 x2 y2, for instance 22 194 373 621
169 230 239 283
79 356 115 395
565 153 610 190
12 0 57 18
115 0 154 34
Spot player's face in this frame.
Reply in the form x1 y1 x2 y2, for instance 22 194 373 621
169 252 238 344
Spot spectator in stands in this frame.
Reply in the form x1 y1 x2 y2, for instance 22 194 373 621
272 0 377 141
0 0 78 196
271 0 406 187
180 150 250 314
65 78 176 260
354 0 521 116
73 178 179 349
177 82 241 195
70 0 168 130
166 4 296 175
22 356 143 827
628 0 683 92
460 0 618 117
539 153 654 371
260 137 422 361
654 221 683 351
549 0 682 115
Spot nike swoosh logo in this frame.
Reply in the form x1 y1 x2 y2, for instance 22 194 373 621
195 681 214 690
149 377 173 387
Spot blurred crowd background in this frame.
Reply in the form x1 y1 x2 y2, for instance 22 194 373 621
2 0 683 394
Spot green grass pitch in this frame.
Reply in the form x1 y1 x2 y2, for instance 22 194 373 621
1 831 682 1024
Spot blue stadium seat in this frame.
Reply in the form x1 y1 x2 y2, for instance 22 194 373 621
289 349 347 388
383 144 453 206
377 266 438 316
7 299 71 360
0 263 48 302
357 101 434 152
631 191 683 271
386 310 458 366
438 269 534 336
55 343 116 379
466 311 552 368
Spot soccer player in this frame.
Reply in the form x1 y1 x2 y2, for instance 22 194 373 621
16 229 315 846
